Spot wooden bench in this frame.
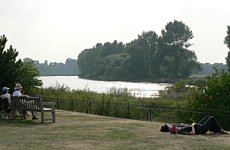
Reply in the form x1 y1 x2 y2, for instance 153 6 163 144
11 96 56 123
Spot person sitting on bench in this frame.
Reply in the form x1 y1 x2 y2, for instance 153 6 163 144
1 87 11 112
12 83 39 120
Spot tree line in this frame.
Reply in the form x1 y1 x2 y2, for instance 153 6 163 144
23 58 80 76
192 63 227 76
23 57 226 77
77 20 201 81
25 57 227 77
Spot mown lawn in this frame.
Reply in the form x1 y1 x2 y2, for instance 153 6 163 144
0 110 229 150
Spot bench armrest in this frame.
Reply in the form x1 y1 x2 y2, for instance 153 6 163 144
42 102 56 107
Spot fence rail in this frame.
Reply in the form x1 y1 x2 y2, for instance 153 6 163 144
42 96 230 130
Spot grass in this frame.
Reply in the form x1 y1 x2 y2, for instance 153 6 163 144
0 110 229 150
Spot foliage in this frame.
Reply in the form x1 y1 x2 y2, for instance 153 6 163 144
35 85 230 129
0 35 22 91
108 87 131 97
35 84 179 112
192 63 227 76
224 25 230 70
159 81 196 100
32 58 79 76
158 20 200 78
77 40 125 80
161 20 193 48
0 35 42 93
20 60 43 93
77 20 201 81
189 70 230 109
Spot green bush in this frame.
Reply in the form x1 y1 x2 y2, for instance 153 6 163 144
159 81 196 100
185 70 230 130
190 70 230 109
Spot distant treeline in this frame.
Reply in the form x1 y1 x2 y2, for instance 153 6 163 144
23 57 79 76
24 57 227 77
193 63 228 76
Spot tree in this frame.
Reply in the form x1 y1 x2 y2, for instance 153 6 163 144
191 70 230 109
161 20 193 48
20 60 42 93
224 26 230 70
77 20 200 81
65 58 79 75
0 35 23 91
124 31 158 80
159 20 200 78
34 58 79 76
77 41 125 79
0 35 42 93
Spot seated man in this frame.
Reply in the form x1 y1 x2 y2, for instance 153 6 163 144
1 87 11 112
160 115 228 135
12 83 39 120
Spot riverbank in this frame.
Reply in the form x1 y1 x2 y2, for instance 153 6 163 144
39 76 170 98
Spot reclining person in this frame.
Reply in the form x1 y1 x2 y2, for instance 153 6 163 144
12 83 39 120
160 115 228 135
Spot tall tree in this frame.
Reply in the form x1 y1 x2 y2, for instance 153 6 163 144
224 26 230 70
125 31 158 80
0 35 22 91
0 35 42 93
159 20 199 78
161 20 193 48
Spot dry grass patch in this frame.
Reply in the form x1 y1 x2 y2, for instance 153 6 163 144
0 110 229 150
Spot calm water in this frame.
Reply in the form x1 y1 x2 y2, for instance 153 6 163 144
39 76 169 98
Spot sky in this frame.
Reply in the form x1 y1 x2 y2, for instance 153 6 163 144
0 0 230 64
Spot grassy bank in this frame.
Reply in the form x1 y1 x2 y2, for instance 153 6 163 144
34 86 230 130
0 110 229 150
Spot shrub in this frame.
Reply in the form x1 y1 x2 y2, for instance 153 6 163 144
190 70 230 109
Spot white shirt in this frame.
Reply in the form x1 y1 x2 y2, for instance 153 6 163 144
191 123 196 134
1 93 11 104
13 90 22 97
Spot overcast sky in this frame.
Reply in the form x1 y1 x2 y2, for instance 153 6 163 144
1 0 230 63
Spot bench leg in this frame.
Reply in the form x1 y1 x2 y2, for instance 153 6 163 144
41 111 44 123
52 109 56 123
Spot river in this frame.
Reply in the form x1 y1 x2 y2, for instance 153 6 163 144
39 76 170 98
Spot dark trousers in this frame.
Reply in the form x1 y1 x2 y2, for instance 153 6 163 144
196 115 222 134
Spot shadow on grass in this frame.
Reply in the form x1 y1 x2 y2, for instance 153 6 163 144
0 118 54 127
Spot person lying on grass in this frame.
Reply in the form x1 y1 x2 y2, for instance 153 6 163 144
160 115 228 135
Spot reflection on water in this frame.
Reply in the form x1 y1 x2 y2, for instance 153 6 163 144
39 76 169 98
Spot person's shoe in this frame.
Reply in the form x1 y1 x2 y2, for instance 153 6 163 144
220 130 229 134
32 116 39 120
